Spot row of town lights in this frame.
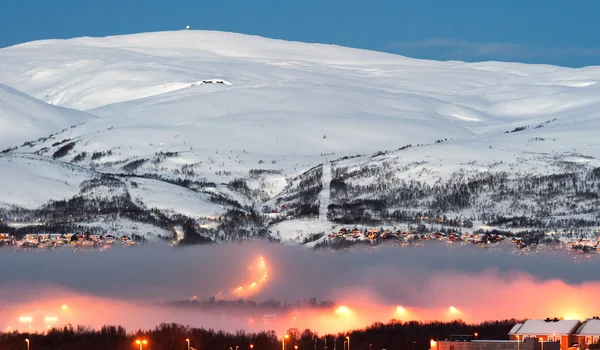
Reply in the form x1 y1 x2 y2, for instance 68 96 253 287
283 334 351 350
24 337 254 350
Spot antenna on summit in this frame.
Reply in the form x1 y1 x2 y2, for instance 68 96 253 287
186 25 190 30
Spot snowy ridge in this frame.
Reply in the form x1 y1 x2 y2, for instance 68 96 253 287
0 84 93 149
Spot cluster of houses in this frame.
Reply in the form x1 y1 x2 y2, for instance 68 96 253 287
0 233 136 249
434 317 600 350
327 227 600 253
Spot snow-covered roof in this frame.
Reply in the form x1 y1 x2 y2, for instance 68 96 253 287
514 320 581 336
508 323 523 335
576 319 600 336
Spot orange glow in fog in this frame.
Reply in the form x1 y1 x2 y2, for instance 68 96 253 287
335 306 351 316
231 256 269 298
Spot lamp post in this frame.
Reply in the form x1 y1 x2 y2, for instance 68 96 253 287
539 338 544 350
343 341 347 350
282 335 289 350
516 335 520 350
250 345 254 350
135 340 148 350
25 338 29 350
474 333 478 340
346 336 350 350
369 344 372 350
186 338 191 350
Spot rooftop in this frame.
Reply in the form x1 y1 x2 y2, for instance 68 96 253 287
576 318 600 336
514 319 581 336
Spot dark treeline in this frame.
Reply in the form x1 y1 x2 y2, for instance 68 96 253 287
329 160 600 230
266 164 323 221
0 319 519 350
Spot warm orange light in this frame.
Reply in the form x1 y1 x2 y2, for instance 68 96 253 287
335 306 351 315
396 306 406 314
474 333 478 337
250 345 254 349
232 256 269 297
564 312 583 321
295 346 298 350
45 316 58 323
19 316 32 323
284 334 290 339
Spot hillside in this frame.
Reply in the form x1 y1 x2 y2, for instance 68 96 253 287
1 30 600 243
0 84 93 149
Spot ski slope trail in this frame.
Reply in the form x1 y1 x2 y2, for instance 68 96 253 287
319 162 332 220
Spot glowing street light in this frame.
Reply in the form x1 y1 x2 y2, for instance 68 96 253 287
335 306 351 316
186 338 191 350
250 344 254 349
474 332 478 340
282 335 289 350
346 336 350 350
295 346 298 350
135 339 148 350
45 316 58 323
25 338 30 350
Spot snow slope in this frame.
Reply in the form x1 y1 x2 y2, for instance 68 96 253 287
0 154 95 209
125 177 227 219
2 30 600 240
0 84 93 149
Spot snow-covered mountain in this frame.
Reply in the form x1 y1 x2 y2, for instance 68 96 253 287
0 83 93 149
1 30 599 243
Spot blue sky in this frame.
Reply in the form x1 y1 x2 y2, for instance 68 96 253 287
1 0 599 67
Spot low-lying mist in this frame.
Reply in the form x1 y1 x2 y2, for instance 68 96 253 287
1 241 599 334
